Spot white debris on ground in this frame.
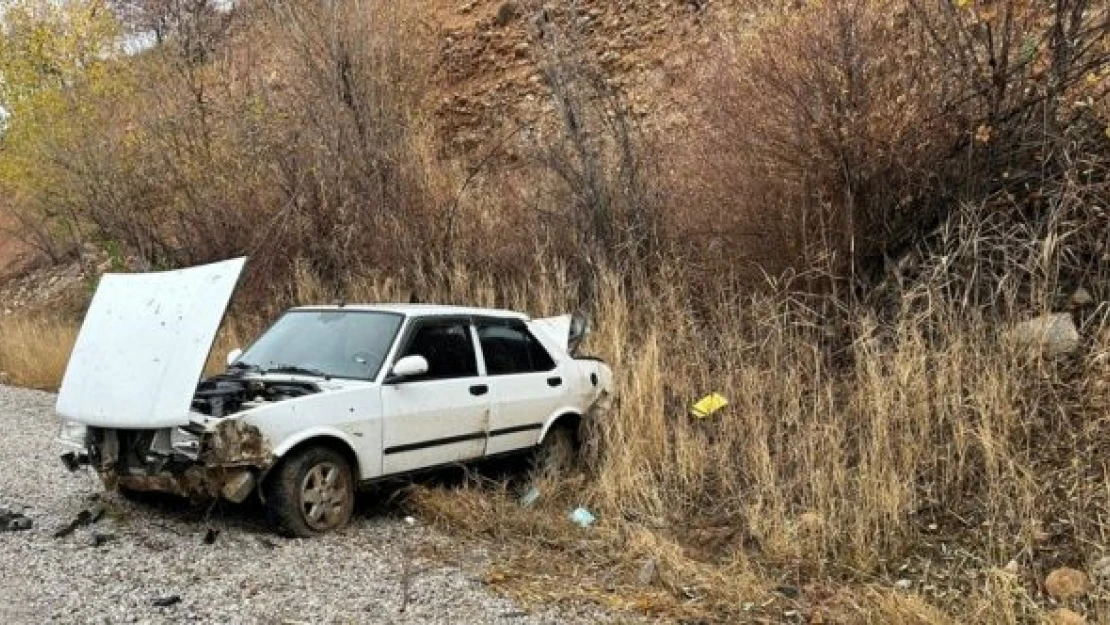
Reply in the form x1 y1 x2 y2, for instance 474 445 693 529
0 386 607 624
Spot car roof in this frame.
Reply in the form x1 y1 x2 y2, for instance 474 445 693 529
289 303 530 321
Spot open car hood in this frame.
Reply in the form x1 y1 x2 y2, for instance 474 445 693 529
56 258 246 428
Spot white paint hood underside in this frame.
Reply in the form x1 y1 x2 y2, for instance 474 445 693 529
56 258 246 428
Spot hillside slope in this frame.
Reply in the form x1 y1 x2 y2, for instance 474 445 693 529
427 0 722 157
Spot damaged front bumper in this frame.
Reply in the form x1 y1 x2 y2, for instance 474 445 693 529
60 419 274 504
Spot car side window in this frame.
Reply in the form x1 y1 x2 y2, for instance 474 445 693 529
400 321 478 380
477 323 556 375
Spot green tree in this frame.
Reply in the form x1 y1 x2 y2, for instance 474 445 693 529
0 0 129 260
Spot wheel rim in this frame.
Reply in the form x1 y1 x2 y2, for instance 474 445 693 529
299 461 350 531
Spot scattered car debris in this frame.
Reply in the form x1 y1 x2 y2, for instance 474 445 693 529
60 450 88 472
569 507 595 528
0 506 33 532
519 486 540 508
690 392 728 418
152 595 181 607
89 532 116 548
53 503 104 538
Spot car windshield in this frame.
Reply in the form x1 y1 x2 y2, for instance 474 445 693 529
237 310 403 380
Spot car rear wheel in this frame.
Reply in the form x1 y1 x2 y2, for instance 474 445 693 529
531 423 579 479
265 446 355 537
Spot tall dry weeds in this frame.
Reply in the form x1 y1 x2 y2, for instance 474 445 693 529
0 315 77 390
2 227 1108 620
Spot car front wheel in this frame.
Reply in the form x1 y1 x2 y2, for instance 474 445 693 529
265 446 355 537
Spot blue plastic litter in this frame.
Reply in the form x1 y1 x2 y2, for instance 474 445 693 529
569 507 596 528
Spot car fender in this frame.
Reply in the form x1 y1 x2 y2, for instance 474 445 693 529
257 425 381 484
233 386 384 480
271 426 361 460
537 404 590 443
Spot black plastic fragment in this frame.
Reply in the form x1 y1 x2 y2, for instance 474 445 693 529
90 532 115 547
1 506 33 532
53 503 104 538
152 595 181 607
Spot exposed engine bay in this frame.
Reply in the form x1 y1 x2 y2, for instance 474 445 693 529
59 374 320 504
191 374 321 417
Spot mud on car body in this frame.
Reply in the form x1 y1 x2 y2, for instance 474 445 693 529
55 259 613 536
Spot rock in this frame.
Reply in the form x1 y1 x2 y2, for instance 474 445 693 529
894 579 913 590
1049 608 1087 625
495 2 519 27
1003 559 1020 575
1070 287 1094 307
637 557 657 586
1045 567 1089 599
1008 313 1079 356
1090 555 1110 580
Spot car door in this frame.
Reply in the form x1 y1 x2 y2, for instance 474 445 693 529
380 317 491 475
476 319 567 456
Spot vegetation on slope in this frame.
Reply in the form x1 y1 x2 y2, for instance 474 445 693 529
2 0 1110 621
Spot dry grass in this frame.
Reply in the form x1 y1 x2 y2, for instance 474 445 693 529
3 252 1110 621
342 261 1110 623
0 315 77 390
245 252 1106 622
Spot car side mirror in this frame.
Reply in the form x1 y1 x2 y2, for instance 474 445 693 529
389 355 429 381
226 348 243 366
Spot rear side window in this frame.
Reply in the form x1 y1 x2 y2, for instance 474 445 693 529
477 323 556 375
400 321 478 380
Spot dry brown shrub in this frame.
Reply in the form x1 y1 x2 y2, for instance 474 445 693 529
670 0 1110 285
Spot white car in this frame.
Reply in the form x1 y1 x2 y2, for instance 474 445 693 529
55 259 613 536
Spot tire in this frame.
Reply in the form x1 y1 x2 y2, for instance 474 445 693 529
264 446 355 537
530 423 579 479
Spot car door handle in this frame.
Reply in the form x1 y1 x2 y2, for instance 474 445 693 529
469 384 489 396
547 376 562 387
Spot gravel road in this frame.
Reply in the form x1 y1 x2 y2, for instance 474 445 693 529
0 386 602 624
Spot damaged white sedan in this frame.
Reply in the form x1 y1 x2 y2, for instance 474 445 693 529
55 258 612 536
